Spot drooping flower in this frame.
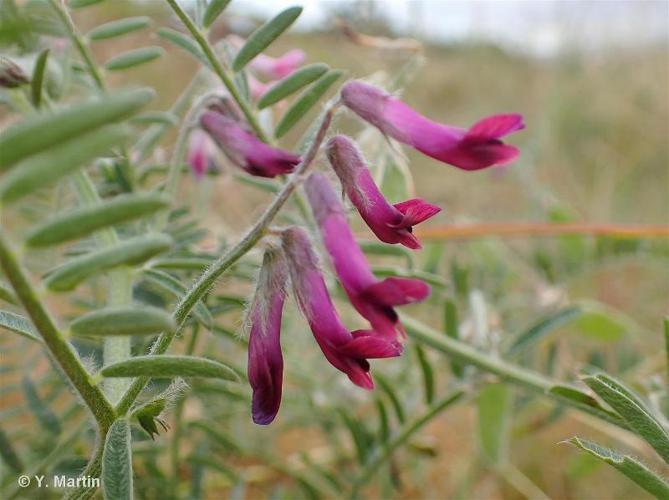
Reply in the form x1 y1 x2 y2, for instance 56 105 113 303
282 227 397 389
250 49 306 80
304 172 431 352
326 135 440 249
247 247 288 425
186 129 217 180
341 80 525 171
200 110 300 178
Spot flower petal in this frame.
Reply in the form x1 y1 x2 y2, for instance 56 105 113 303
391 198 441 228
360 277 431 307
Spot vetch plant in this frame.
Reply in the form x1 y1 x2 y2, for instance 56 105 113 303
0 1 667 499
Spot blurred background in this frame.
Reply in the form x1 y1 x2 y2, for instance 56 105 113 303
1 1 668 499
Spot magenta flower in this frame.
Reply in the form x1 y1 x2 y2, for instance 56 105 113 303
304 172 431 352
186 129 217 180
341 80 525 171
326 135 441 249
282 227 398 389
250 49 306 80
200 111 300 178
247 248 287 425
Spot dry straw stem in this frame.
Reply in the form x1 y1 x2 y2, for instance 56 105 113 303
416 223 669 240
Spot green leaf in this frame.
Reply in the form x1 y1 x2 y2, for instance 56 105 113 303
0 282 17 305
444 299 464 377
102 420 133 500
70 306 175 337
477 383 512 465
274 70 342 138
375 374 405 424
375 398 390 442
574 304 629 341
88 17 151 41
359 240 413 269
568 437 669 499
232 6 303 72
379 156 412 202
130 111 178 126
101 355 240 381
0 88 153 171
0 310 41 342
508 305 583 354
30 49 49 108
414 344 434 404
69 0 105 8
338 408 373 464
150 256 213 271
156 28 209 67
44 234 173 292
583 374 669 463
142 269 212 328
105 47 164 71
257 63 329 109
0 425 23 473
0 125 128 204
22 376 61 435
26 193 170 247
548 384 621 423
203 0 232 28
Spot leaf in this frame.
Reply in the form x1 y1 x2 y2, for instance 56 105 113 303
69 0 105 8
274 70 342 138
0 125 128 204
257 63 329 109
568 437 669 499
150 256 213 271
87 17 151 41
102 420 133 500
156 28 209 67
232 6 303 72
105 47 164 71
574 304 630 341
379 156 412 202
338 408 373 464
130 111 178 126
70 306 175 337
375 398 390 442
443 299 464 377
508 305 583 354
583 374 669 463
22 376 61 435
477 383 512 465
0 425 23 473
375 374 405 424
414 344 434 404
548 384 623 425
142 269 212 328
0 310 41 342
359 240 413 269
0 87 153 171
0 282 17 305
31 48 49 108
26 193 170 247
44 234 173 292
101 355 240 382
203 0 232 28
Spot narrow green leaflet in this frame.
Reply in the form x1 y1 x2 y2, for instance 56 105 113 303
105 47 164 71
508 305 583 354
203 0 232 28
44 234 173 292
130 111 178 126
0 88 153 171
101 355 240 382
26 193 170 247
0 125 128 204
583 374 669 463
0 282 17 305
257 63 329 109
568 437 669 499
142 269 213 328
22 377 61 435
69 0 105 7
31 49 49 108
477 383 512 465
0 310 41 342
88 17 151 41
414 344 435 404
375 374 405 424
157 28 210 67
102 420 133 500
359 240 413 269
70 306 175 337
548 384 619 420
232 6 303 71
274 70 342 138
443 299 465 378
0 425 23 472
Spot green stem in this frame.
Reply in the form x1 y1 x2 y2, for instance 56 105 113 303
351 389 464 495
48 0 105 90
115 104 338 417
0 233 115 429
401 315 627 428
165 0 269 142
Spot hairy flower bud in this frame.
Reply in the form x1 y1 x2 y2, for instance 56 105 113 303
326 135 440 249
0 56 29 88
341 80 524 171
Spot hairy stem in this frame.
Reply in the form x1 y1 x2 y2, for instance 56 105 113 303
0 233 115 428
115 104 338 416
165 0 269 142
